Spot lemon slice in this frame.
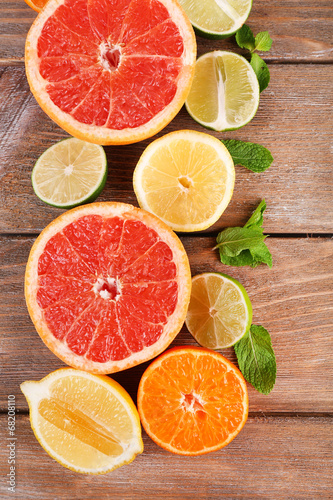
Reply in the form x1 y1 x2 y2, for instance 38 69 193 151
32 138 108 208
178 0 252 39
186 273 252 349
133 130 235 232
186 51 260 132
20 369 143 474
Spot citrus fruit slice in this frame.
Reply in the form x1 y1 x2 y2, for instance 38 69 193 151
178 0 252 39
185 51 260 131
25 202 191 374
137 346 248 455
133 130 235 232
32 138 108 208
186 272 252 349
24 0 48 12
25 0 196 145
21 368 143 474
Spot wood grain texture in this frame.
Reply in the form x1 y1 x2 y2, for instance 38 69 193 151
0 65 333 234
1 235 332 413
0 0 332 63
0 414 332 499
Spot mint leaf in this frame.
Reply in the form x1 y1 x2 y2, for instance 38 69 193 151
255 31 273 52
234 325 276 394
235 24 255 51
222 140 273 173
250 53 270 92
214 200 272 268
214 226 266 255
245 199 267 228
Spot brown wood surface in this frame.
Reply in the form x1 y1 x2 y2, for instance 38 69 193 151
1 236 332 414
0 414 332 499
0 0 333 497
1 0 333 63
1 64 333 234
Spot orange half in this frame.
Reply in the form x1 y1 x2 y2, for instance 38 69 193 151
137 346 248 455
25 0 196 145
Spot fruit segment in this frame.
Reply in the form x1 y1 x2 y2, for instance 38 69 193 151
33 0 187 129
138 347 248 455
26 203 191 373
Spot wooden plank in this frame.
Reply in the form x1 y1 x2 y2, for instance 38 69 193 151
0 414 331 499
0 65 333 233
0 65 332 234
1 235 332 413
0 0 333 63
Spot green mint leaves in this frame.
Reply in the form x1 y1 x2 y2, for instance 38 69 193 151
222 139 273 173
234 325 276 394
254 31 273 52
235 25 272 92
235 24 255 51
214 200 272 268
250 53 270 93
236 25 273 53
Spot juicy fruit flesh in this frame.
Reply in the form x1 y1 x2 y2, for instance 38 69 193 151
186 51 259 130
36 0 185 129
186 274 249 349
22 373 142 471
179 0 251 33
137 136 232 227
139 350 247 454
33 139 106 205
36 214 179 363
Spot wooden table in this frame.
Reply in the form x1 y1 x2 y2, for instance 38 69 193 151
1 0 332 498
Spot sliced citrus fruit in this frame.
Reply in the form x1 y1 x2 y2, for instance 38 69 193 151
186 272 252 349
133 130 235 232
178 0 252 39
24 0 48 12
21 368 143 474
32 137 108 208
25 0 196 145
185 51 260 131
137 346 248 455
25 202 191 374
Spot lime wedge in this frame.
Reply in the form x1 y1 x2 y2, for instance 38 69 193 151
185 272 252 349
32 138 107 208
185 51 260 132
178 0 252 39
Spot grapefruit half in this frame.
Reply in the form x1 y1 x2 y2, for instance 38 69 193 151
25 0 196 145
25 203 191 374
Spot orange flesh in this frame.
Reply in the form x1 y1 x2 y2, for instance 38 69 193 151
35 0 185 129
138 348 248 454
36 214 178 362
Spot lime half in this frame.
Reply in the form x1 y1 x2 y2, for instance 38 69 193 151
32 138 107 208
178 0 252 39
185 272 252 349
185 51 260 132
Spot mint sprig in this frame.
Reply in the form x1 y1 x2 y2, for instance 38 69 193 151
222 139 273 173
214 200 272 268
234 325 276 395
250 53 270 93
235 25 272 92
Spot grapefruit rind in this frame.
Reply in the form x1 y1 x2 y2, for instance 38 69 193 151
137 346 249 456
21 368 144 474
25 202 191 374
25 0 197 145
